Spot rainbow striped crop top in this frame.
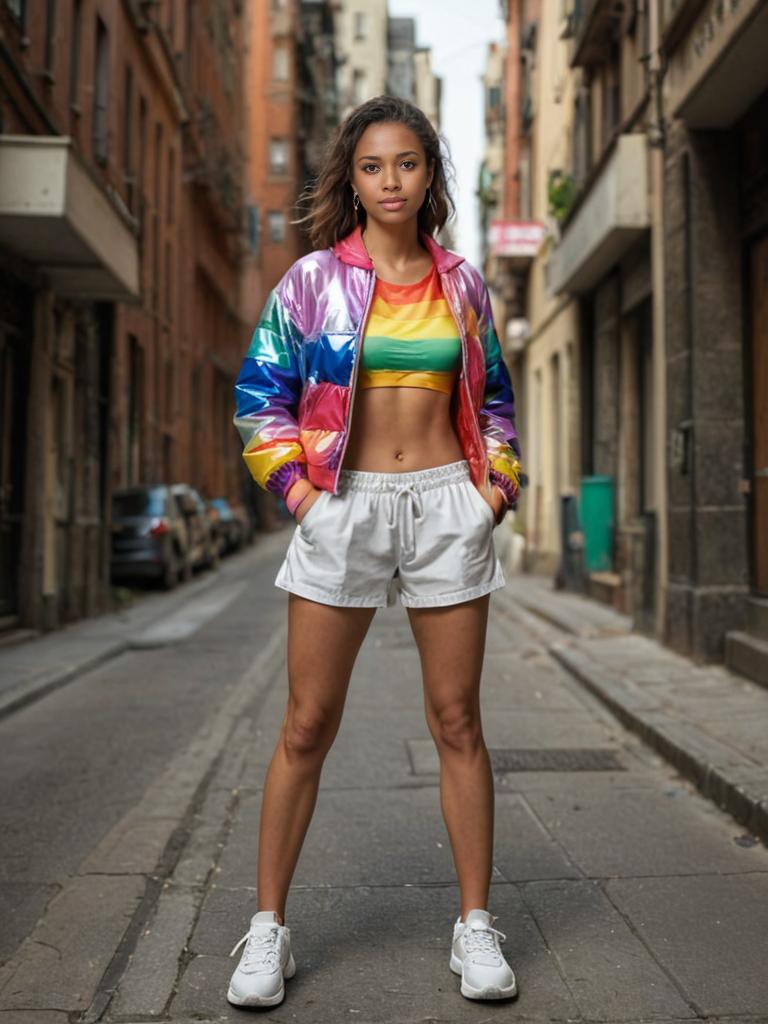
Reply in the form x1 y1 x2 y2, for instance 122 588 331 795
358 263 462 395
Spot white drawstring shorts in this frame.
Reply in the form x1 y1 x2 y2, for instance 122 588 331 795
274 460 506 608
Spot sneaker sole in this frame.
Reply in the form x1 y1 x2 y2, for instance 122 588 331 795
226 953 296 1007
449 952 518 1001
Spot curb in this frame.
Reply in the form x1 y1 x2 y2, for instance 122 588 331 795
495 585 768 847
0 533 290 722
549 641 768 845
0 641 129 721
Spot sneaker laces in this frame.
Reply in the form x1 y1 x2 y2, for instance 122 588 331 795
229 925 281 973
463 920 506 965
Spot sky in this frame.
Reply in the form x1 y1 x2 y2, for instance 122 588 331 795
388 0 505 267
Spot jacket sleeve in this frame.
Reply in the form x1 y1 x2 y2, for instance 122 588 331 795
478 282 529 508
233 287 308 500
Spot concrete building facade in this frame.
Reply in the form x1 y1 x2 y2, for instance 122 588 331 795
659 0 768 673
334 0 389 118
547 1 659 631
492 0 768 675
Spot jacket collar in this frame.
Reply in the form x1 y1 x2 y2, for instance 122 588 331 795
332 223 465 274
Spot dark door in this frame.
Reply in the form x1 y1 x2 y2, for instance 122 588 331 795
750 234 768 595
0 324 29 620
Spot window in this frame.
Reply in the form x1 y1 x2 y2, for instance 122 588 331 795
269 138 289 176
93 17 109 163
273 45 289 81
354 11 367 39
69 0 82 108
488 85 501 110
123 65 133 174
247 204 261 252
267 211 286 243
167 147 175 224
138 96 147 226
6 0 25 24
154 122 164 208
44 0 56 76
165 240 173 319
353 68 367 105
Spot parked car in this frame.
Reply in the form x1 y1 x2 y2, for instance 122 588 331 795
230 500 256 545
171 484 219 571
111 485 193 589
206 498 243 555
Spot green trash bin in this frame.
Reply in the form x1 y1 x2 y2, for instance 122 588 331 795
578 475 614 573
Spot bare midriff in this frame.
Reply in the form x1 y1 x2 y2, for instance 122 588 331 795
340 385 464 472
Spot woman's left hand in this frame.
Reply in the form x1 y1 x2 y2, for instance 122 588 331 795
490 484 506 524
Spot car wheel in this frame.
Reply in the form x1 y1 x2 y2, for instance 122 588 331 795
162 556 179 590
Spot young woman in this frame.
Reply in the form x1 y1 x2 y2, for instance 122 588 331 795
228 95 527 1008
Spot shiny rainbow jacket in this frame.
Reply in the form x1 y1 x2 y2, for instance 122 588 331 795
233 224 528 508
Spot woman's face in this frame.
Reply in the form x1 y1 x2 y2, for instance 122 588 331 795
349 121 434 228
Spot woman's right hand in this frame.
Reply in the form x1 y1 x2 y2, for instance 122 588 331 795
294 487 324 525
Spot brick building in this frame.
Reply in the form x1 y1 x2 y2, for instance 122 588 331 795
0 0 247 634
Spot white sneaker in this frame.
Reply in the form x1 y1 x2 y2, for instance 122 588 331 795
227 910 296 1007
450 908 518 1000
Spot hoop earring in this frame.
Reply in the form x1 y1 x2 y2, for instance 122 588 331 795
353 191 360 212
427 186 437 214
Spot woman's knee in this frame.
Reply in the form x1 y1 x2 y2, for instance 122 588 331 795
281 701 337 759
432 702 483 754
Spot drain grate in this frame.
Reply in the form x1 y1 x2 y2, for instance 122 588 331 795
489 748 626 772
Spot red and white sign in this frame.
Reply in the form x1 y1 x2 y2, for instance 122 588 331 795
489 219 546 258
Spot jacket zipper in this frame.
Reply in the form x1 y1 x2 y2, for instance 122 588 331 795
333 267 377 493
439 272 489 494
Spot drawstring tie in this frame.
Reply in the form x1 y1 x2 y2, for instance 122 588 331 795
385 486 424 561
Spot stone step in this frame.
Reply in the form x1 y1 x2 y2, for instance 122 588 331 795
588 570 623 611
747 596 768 639
725 629 768 690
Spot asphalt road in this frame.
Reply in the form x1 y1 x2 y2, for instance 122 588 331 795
0 536 289 966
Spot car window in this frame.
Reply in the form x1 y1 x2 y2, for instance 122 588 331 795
113 489 166 517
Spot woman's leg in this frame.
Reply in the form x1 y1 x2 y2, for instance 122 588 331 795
406 594 493 920
257 594 376 922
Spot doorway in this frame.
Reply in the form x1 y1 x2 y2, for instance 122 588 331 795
748 233 768 595
0 323 30 622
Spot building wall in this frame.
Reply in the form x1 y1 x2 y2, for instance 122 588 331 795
663 120 749 657
0 0 249 633
387 17 416 101
335 0 389 117
520 0 579 572
413 48 440 129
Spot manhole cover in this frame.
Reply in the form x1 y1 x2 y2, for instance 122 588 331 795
489 748 625 772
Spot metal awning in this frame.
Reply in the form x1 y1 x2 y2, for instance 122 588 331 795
0 136 140 302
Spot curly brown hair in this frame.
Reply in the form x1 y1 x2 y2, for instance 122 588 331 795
293 95 456 250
